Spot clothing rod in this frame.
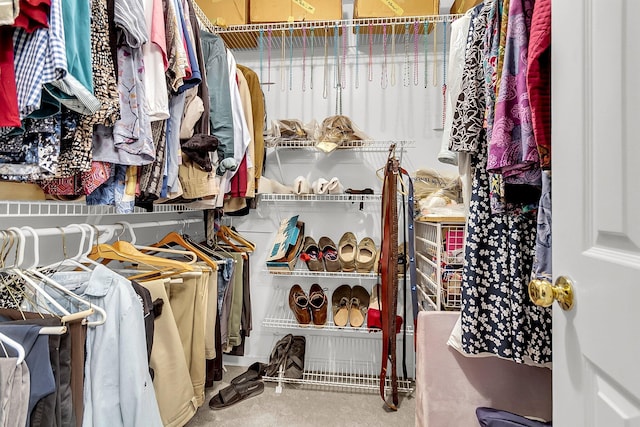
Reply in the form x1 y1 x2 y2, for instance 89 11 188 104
15 218 203 240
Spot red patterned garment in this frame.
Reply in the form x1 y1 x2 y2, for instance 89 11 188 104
526 0 551 170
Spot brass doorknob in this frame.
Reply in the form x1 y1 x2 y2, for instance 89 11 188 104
528 276 575 311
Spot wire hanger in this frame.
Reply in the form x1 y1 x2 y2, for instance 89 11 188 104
19 226 107 327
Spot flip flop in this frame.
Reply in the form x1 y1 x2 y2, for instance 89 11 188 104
209 380 264 410
230 362 267 385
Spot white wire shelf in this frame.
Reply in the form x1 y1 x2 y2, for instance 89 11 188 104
263 286 414 335
268 268 379 279
0 201 200 217
202 14 463 50
266 139 413 151
259 193 381 203
262 335 413 393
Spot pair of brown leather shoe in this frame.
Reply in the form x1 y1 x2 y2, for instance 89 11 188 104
288 284 327 327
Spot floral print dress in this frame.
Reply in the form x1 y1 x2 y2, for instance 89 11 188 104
454 0 553 365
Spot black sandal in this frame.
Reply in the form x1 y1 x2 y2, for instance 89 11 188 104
264 334 293 377
230 362 267 385
209 380 264 410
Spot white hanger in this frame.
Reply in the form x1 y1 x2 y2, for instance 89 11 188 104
4 227 73 318
0 331 25 365
16 227 107 327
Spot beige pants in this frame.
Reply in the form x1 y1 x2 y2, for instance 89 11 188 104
164 270 207 407
140 278 197 427
198 264 218 359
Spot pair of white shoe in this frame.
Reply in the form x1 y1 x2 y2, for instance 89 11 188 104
293 176 344 195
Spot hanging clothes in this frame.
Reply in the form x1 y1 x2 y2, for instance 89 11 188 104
488 0 542 208
453 0 553 366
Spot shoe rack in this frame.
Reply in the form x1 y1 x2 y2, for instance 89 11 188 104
415 217 466 311
257 142 415 394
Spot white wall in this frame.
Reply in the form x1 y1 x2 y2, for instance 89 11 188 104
225 1 457 373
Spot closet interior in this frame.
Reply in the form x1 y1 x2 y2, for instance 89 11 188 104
0 0 556 424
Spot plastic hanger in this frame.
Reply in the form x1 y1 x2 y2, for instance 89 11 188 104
19 226 107 327
39 224 93 272
0 331 25 365
2 228 74 318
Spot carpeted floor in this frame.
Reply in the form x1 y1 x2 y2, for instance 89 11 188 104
185 365 416 427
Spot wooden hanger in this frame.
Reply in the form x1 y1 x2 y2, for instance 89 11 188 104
216 225 255 252
150 232 219 271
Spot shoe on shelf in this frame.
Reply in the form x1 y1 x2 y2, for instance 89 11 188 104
311 178 329 194
308 283 328 327
258 176 294 194
349 285 370 328
288 284 311 326
355 237 377 273
366 283 403 333
338 232 357 272
325 177 344 194
300 236 324 272
331 284 351 327
319 236 341 272
293 176 311 195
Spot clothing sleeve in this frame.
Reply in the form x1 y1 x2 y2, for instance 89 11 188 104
200 33 235 175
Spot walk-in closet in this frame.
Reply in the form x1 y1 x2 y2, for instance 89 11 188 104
1 0 637 425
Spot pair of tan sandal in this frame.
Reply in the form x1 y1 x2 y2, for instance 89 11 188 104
331 285 370 328
338 233 377 273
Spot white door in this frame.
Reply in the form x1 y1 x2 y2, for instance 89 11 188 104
553 0 640 425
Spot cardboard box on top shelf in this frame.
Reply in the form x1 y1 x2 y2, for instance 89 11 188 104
195 0 249 26
266 215 305 272
449 0 482 14
250 0 343 23
353 0 439 18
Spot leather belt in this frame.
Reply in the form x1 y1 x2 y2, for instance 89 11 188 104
379 147 399 410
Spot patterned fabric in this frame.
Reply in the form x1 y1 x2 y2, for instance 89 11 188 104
93 45 155 165
12 0 65 117
86 164 135 213
460 133 552 365
495 0 510 97
0 114 61 179
164 0 188 92
449 4 491 153
488 0 541 188
481 0 508 214
138 119 166 200
527 0 551 170
58 0 120 177
40 161 111 195
46 0 100 115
